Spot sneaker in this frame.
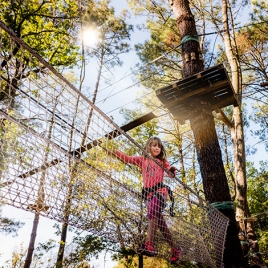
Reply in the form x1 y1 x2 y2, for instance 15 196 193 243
170 247 182 264
142 241 157 257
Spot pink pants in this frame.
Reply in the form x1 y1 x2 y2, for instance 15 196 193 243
147 195 168 230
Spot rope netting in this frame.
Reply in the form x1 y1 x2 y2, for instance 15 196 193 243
0 21 228 267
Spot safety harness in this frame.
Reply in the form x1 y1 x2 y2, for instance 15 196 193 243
141 182 175 217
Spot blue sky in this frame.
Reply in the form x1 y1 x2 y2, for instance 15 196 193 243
1 0 267 267
0 1 149 267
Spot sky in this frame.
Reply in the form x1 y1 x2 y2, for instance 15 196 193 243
1 0 267 267
80 0 151 127
0 1 149 267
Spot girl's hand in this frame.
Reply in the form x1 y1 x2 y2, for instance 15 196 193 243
169 166 176 177
106 149 116 156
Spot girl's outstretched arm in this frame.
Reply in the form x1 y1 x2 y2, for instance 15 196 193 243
107 150 143 167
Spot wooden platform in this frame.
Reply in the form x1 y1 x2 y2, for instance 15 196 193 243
156 64 238 124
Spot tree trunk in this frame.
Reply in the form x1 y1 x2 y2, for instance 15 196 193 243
175 122 193 221
222 123 236 201
56 43 105 268
170 0 243 266
221 0 264 265
82 47 104 145
24 104 56 267
56 200 71 268
190 101 242 267
24 212 40 268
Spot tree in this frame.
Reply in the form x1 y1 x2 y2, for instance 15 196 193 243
55 1 133 266
0 208 24 236
0 2 82 265
238 1 268 152
0 0 81 104
247 161 268 258
155 0 242 266
127 0 243 266
251 102 268 151
79 0 133 128
5 243 27 268
210 0 268 264
62 233 117 266
24 91 61 268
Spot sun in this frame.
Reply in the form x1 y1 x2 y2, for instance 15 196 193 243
82 27 100 47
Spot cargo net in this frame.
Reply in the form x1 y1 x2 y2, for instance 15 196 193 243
0 22 228 267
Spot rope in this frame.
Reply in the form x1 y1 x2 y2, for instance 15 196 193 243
0 21 228 268
210 201 234 210
180 35 199 45
249 251 263 257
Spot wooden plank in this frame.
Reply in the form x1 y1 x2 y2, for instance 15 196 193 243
174 64 226 91
156 65 228 103
72 112 157 155
155 64 238 124
163 80 230 108
260 81 268 87
18 112 156 179
168 95 237 123
211 97 239 109
121 112 156 132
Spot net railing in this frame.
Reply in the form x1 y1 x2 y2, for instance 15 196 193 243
0 21 228 267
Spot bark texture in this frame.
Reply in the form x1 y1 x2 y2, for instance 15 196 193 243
170 0 243 266
221 0 264 265
24 213 40 268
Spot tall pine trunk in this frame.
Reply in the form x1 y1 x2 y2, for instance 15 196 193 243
169 0 243 266
221 0 264 265
24 97 57 267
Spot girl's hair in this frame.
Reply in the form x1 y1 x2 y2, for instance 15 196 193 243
143 137 167 161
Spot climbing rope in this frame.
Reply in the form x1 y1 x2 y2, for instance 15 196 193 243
0 21 227 267
180 35 199 45
211 201 234 210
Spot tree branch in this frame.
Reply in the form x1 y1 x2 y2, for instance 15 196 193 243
215 108 233 129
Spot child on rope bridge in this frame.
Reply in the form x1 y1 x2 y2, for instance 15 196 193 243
110 137 182 264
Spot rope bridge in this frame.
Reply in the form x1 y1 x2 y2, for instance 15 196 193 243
0 21 228 267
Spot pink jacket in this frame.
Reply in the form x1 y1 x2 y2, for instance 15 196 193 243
115 151 171 197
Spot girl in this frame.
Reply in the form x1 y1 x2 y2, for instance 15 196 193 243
112 137 182 264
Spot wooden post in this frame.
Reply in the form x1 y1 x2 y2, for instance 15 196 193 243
138 254 143 268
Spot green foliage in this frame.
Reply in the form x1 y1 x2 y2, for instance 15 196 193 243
0 0 80 67
113 251 170 268
0 206 24 239
0 0 81 108
63 234 118 265
120 108 159 151
83 0 133 69
250 101 268 152
127 0 226 90
5 243 27 268
0 215 24 237
234 1 268 101
36 239 57 253
129 0 182 89
247 161 268 252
